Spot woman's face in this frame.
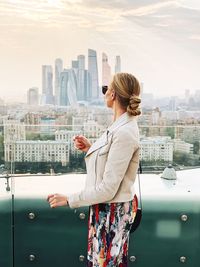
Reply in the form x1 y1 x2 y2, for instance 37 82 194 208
104 85 115 108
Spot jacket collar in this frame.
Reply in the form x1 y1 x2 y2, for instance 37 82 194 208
85 112 134 158
107 112 133 134
85 130 109 157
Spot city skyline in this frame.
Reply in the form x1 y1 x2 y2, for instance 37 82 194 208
29 49 121 106
0 0 200 102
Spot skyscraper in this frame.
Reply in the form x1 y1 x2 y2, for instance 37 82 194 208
27 87 39 105
88 49 99 100
76 69 91 102
78 55 85 70
72 60 78 69
185 89 190 99
102 52 111 86
68 69 78 106
140 82 144 97
115 55 121 73
60 70 69 106
59 69 77 106
77 55 86 101
77 69 85 101
71 60 79 83
84 70 91 101
169 96 177 111
42 65 54 105
55 58 63 105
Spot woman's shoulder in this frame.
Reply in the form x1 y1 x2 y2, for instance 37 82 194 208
112 120 139 142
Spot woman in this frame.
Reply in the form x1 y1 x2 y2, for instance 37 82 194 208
47 72 141 267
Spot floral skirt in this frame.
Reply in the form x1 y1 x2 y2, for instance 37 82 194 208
87 195 138 267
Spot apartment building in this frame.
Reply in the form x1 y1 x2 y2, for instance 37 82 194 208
140 137 173 162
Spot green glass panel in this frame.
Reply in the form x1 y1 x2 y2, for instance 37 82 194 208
13 198 88 267
129 199 200 267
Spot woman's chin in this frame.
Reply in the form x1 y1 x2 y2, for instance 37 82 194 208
105 102 113 108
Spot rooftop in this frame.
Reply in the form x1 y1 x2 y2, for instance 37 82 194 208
1 168 200 199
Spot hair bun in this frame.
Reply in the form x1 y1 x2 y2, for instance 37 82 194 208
111 72 141 116
127 95 141 116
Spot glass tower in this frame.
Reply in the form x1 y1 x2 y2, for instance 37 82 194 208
60 69 77 106
102 52 111 86
55 58 63 105
42 65 54 104
115 55 121 74
88 49 99 100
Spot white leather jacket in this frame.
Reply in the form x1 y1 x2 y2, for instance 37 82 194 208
68 112 140 208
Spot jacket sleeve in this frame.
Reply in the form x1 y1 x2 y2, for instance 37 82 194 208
68 129 139 208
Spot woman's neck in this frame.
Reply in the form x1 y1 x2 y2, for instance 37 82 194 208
113 109 126 122
112 100 126 122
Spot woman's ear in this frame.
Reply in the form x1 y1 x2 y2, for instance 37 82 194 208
111 91 116 99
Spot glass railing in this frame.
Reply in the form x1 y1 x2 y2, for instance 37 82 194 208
139 125 200 172
0 123 199 175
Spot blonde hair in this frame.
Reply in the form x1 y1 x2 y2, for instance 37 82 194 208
111 73 141 116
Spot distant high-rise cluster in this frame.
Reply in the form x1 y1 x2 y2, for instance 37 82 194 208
27 49 121 106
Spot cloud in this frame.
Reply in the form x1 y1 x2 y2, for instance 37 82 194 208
189 34 200 41
0 0 199 53
0 0 199 101
0 1 117 29
154 23 170 27
121 1 200 50
0 0 199 50
82 0 176 10
178 0 200 10
123 1 177 16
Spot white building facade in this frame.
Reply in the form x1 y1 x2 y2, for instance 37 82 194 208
173 139 194 154
140 137 173 162
5 141 69 164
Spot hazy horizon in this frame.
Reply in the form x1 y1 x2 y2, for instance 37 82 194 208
0 0 200 102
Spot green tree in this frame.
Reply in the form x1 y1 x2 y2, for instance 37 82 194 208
26 133 55 141
0 135 4 164
165 127 175 139
69 152 86 172
193 141 200 154
173 151 190 165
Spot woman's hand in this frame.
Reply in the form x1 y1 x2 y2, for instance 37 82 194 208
47 193 68 208
73 135 91 153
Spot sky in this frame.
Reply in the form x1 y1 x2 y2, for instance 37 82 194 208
0 0 199 102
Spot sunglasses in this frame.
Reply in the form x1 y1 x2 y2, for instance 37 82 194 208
102 85 108 95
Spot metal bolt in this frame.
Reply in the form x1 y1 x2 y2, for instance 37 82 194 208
28 212 36 220
181 214 188 222
29 254 36 261
129 256 136 262
180 256 186 263
79 255 85 262
79 213 86 220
